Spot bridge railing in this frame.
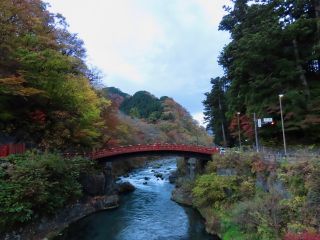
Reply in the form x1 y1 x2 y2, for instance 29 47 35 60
90 144 218 159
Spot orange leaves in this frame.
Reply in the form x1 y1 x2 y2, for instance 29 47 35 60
0 75 43 96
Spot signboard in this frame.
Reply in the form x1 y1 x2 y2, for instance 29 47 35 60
263 118 273 123
257 119 262 128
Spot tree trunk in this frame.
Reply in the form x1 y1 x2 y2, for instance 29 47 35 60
218 94 227 147
315 0 320 38
292 38 310 97
315 0 320 71
221 121 227 147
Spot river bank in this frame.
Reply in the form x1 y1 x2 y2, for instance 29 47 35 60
0 154 146 240
2 195 120 240
171 152 320 240
171 176 219 237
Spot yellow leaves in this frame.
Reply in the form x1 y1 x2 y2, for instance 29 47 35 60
15 87 43 96
0 76 43 96
0 76 25 85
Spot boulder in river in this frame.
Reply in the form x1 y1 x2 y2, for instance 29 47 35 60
154 172 163 179
169 171 178 184
154 163 162 169
171 187 193 206
116 182 136 194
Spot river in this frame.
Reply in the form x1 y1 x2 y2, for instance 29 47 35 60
56 158 219 240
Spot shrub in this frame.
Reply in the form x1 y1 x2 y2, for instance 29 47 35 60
192 173 238 208
231 190 289 240
0 152 95 230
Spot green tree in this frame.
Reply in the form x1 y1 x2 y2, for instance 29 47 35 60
203 77 230 146
120 91 163 119
217 0 320 144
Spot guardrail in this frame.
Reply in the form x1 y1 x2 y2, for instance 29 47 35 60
0 143 26 157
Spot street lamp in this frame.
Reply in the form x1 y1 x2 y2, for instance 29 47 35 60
279 94 287 156
237 112 241 150
253 112 259 152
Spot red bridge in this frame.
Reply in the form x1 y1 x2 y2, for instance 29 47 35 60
86 144 219 162
1 143 219 161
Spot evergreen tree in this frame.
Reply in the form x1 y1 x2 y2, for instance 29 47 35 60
216 0 320 144
203 77 230 146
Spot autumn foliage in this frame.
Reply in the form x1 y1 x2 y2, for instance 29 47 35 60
284 232 320 240
229 114 254 141
0 0 110 150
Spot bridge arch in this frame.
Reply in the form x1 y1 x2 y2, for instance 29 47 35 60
89 144 218 162
72 144 219 194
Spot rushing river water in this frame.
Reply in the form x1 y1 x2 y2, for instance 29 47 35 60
56 158 219 240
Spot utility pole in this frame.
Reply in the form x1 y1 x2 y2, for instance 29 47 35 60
218 88 227 147
253 112 259 152
237 112 241 150
279 94 287 156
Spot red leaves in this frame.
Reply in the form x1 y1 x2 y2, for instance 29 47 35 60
251 159 267 173
284 232 320 240
29 110 46 125
229 114 254 140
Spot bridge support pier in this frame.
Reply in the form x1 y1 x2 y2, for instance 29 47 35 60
184 157 206 179
103 162 114 195
184 157 196 180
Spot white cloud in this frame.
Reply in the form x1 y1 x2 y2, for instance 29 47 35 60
47 0 230 113
192 112 206 127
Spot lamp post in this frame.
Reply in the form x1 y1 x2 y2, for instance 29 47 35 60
253 112 259 152
237 112 241 150
279 94 287 156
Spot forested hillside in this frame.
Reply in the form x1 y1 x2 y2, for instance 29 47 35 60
102 88 212 146
204 0 320 146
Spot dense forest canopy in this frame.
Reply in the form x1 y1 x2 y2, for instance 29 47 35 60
204 0 320 146
120 91 163 120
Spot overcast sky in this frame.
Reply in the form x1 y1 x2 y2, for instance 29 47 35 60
47 0 230 126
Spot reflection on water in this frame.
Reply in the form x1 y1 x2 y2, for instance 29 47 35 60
56 158 220 240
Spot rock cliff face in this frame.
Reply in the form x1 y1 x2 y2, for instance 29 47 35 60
171 187 193 206
79 173 106 196
169 156 219 237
